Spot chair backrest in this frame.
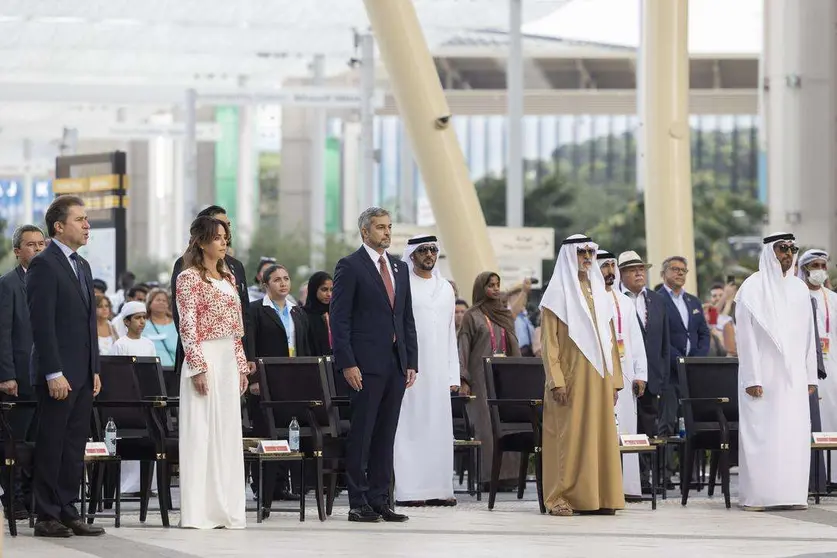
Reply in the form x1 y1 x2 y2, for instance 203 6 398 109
483 356 545 427
677 357 739 432
97 356 149 434
257 357 336 437
133 357 167 398
161 366 179 398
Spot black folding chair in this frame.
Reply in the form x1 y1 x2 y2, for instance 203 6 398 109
0 401 36 536
94 356 172 526
258 357 344 521
677 356 739 509
483 356 545 513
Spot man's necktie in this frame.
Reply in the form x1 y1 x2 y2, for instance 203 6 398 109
379 256 395 308
69 253 91 307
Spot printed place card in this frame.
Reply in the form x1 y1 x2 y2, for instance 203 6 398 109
812 432 837 444
620 434 650 447
257 440 291 454
85 442 110 457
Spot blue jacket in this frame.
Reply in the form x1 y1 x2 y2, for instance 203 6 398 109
659 286 710 380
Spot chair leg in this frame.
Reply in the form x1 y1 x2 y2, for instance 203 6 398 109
535 451 545 514
707 452 719 497
488 448 502 511
325 472 337 516
517 452 529 500
719 450 731 509
155 460 170 528
88 464 104 524
314 457 326 522
680 444 693 507
7 464 17 537
139 461 152 523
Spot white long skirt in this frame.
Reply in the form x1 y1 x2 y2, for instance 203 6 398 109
179 337 246 529
615 385 641 497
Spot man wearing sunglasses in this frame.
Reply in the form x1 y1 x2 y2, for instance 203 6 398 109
735 232 817 510
393 235 459 507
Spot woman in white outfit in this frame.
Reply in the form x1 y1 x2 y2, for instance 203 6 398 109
175 216 249 529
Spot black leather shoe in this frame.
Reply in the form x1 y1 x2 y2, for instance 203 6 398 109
372 505 409 522
62 519 105 536
348 505 382 523
34 520 73 538
4 504 29 521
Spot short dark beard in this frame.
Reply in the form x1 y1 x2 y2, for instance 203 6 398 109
604 274 615 286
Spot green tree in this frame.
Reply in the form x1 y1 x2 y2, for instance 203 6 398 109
0 219 14 275
246 230 355 287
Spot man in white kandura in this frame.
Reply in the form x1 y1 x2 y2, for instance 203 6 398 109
394 235 460 506
598 250 648 499
735 232 818 510
797 249 837 480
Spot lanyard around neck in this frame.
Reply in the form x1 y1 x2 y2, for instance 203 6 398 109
485 314 507 355
610 291 622 335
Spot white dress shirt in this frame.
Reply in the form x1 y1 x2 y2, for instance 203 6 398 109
362 243 396 293
664 284 691 354
621 284 648 327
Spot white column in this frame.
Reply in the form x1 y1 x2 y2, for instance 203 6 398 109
506 0 524 228
765 0 836 251
397 127 416 222
342 121 361 232
21 139 33 225
359 33 376 209
309 55 327 272
183 89 198 225
236 104 256 253
640 0 696 293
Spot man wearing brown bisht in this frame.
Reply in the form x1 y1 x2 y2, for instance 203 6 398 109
540 234 624 516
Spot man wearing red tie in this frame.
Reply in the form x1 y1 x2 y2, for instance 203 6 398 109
331 207 419 523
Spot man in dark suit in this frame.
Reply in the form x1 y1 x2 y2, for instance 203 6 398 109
331 207 418 523
0 224 46 518
27 196 103 538
618 250 670 491
657 256 710 480
170 205 252 375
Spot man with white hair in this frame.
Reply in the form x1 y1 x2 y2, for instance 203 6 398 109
797 249 835 482
540 234 624 516
598 250 648 500
736 232 818 510
393 235 459 506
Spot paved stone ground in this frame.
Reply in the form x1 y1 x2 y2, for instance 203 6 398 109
6 475 837 557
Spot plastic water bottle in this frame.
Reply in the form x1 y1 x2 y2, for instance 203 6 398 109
289 417 300 452
104 417 117 455
678 417 686 439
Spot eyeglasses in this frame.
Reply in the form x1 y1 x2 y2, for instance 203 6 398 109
776 243 799 254
668 266 689 275
415 245 439 255
577 248 595 257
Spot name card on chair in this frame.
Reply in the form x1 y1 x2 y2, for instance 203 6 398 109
254 440 291 454
812 432 837 444
620 434 650 447
85 442 110 457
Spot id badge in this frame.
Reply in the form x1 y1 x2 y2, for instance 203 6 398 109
616 338 626 361
822 338 830 358
289 346 296 357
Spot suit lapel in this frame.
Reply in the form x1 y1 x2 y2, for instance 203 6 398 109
261 303 285 332
48 242 87 305
357 247 392 308
14 266 25 292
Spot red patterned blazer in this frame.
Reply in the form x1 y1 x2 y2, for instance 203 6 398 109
175 267 248 378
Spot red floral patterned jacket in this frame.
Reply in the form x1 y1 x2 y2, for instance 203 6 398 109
175 267 248 378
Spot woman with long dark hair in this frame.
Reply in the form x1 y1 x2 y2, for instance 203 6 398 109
457 271 521 489
302 271 334 356
175 215 248 529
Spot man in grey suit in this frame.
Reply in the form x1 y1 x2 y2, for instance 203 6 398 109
0 225 45 519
